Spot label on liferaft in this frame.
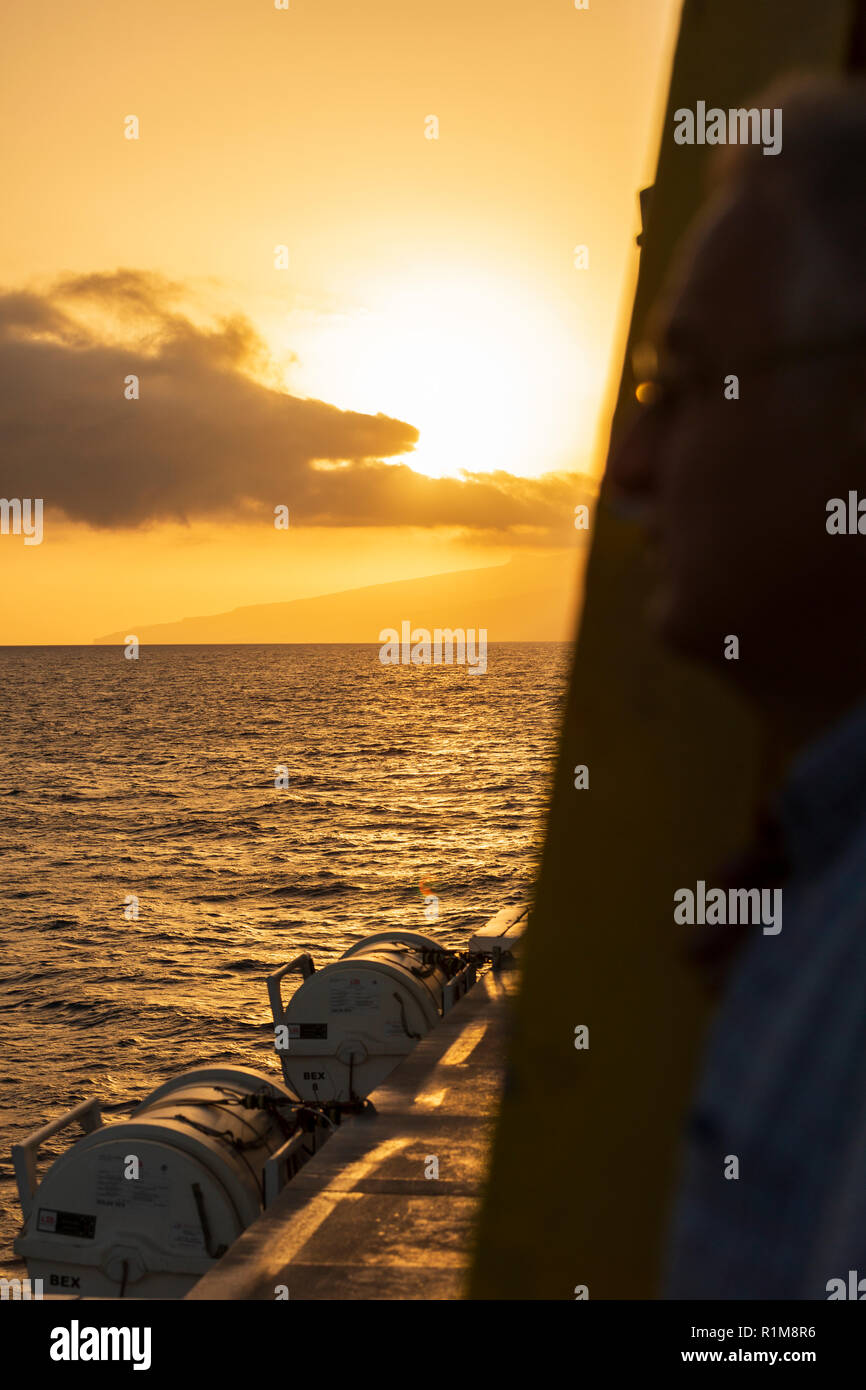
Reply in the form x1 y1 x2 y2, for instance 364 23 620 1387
169 1222 206 1251
328 975 380 1014
95 1152 170 1209
37 1208 96 1239
288 1023 328 1039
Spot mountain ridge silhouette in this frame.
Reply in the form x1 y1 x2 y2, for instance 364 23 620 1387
94 551 582 644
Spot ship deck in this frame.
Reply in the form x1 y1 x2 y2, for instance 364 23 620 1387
185 965 515 1301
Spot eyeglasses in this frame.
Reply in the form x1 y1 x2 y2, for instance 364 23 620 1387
631 334 866 412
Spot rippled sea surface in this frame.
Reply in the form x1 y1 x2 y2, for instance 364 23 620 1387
0 642 568 1270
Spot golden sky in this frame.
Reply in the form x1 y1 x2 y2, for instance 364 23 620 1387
0 0 680 643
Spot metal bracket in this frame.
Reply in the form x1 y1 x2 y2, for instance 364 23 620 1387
12 1097 102 1220
266 953 315 1027
266 953 315 1090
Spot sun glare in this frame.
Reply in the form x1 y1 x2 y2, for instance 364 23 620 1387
268 270 594 481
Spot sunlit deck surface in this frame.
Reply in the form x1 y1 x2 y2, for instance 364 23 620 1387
186 966 516 1301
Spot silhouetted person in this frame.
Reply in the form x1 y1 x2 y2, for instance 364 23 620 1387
608 77 866 1300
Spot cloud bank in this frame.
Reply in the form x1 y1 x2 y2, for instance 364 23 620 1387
0 270 589 538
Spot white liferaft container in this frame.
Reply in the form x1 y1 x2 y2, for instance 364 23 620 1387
12 1067 304 1299
269 931 457 1104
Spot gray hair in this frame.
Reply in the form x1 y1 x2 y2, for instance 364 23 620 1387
715 76 866 341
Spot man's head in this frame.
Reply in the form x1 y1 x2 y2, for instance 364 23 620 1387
607 79 866 733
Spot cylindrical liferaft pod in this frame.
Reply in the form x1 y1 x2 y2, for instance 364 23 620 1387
270 931 453 1103
13 1067 303 1299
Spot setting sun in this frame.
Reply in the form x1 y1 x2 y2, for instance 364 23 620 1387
0 0 679 643
268 268 597 480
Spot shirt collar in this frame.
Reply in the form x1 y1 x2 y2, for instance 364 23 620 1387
777 698 866 873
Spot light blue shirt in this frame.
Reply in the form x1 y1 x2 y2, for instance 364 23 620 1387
665 699 866 1299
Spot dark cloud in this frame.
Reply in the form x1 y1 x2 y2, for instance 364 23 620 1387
0 271 590 538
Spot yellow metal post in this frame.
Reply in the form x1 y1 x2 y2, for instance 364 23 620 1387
470 0 859 1300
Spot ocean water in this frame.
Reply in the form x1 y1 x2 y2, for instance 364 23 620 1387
0 642 568 1271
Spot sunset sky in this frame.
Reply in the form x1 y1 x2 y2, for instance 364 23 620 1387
0 0 680 643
